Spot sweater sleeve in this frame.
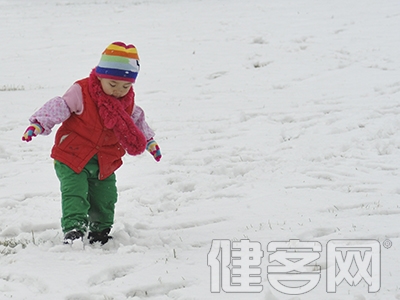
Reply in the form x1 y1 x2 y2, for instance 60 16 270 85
29 97 71 135
132 105 155 141
62 83 84 115
29 84 84 135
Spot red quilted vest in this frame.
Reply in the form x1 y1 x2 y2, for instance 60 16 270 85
51 78 134 180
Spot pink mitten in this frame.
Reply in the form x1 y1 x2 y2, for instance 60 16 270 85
146 139 162 162
22 123 43 142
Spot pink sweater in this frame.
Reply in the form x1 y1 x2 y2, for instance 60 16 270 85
29 83 155 140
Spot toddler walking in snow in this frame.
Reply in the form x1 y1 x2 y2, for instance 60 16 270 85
22 42 161 245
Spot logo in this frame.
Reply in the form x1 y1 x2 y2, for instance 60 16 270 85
327 240 381 293
207 239 264 293
207 239 382 295
267 239 322 295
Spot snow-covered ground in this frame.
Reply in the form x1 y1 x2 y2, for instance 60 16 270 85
1 0 400 299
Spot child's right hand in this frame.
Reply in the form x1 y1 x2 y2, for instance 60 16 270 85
22 123 43 142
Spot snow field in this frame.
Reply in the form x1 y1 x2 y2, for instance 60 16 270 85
1 0 400 299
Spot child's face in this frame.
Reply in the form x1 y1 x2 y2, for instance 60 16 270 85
98 78 132 98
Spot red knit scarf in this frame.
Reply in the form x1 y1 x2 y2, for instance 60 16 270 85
88 69 146 156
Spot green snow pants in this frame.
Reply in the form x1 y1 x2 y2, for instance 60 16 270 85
54 155 117 234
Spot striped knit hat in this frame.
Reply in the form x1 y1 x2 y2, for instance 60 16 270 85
95 42 140 83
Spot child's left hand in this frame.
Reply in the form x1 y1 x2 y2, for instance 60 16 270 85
146 139 162 162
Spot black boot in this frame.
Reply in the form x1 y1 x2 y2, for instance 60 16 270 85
63 230 84 244
88 228 112 245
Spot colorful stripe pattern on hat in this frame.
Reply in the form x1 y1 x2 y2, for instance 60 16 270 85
95 42 140 83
